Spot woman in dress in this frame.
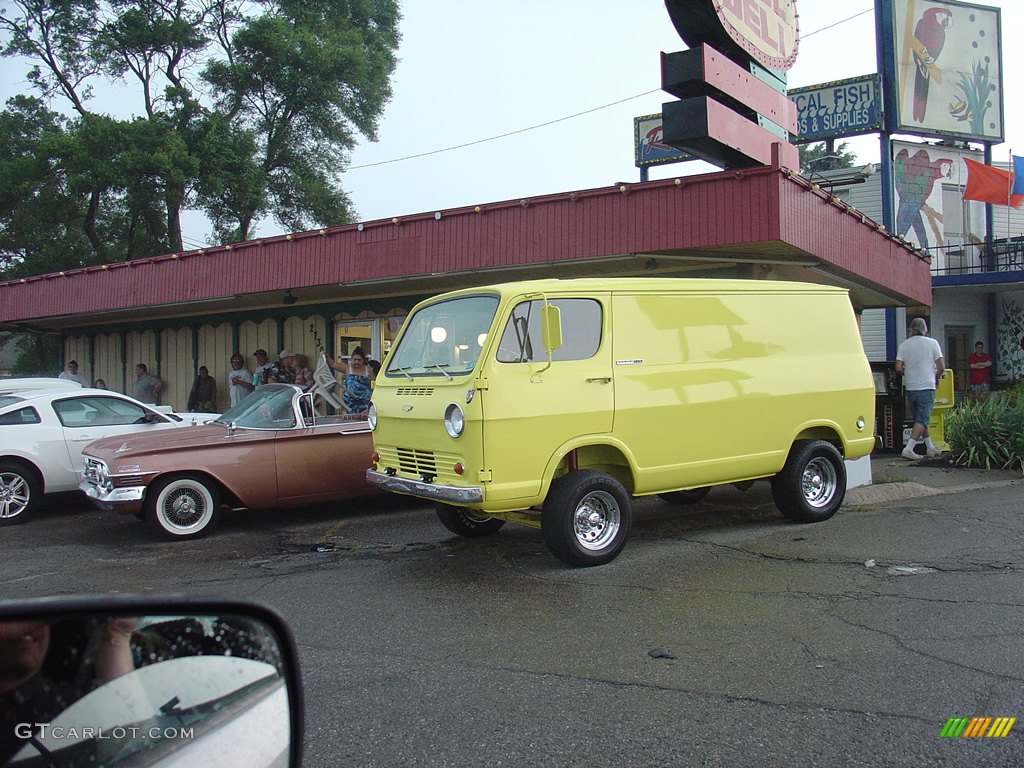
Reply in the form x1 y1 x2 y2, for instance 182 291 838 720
328 346 375 415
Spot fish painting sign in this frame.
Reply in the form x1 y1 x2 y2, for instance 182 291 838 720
881 0 1004 142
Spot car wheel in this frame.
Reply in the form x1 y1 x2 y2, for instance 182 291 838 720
771 440 846 523
145 474 219 540
541 470 632 567
0 461 40 526
657 486 711 505
435 503 505 537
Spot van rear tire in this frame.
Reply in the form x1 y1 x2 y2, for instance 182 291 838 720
542 470 631 567
435 504 505 537
771 440 845 523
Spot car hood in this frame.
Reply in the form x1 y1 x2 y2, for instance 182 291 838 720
83 423 237 462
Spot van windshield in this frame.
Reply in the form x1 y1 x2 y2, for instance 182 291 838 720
386 295 499 378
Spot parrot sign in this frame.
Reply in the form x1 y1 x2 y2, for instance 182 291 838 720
882 0 1004 142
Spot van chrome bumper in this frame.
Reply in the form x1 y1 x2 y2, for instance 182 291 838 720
366 469 483 504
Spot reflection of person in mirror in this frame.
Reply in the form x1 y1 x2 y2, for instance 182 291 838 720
0 618 135 759
328 346 374 415
0 621 50 694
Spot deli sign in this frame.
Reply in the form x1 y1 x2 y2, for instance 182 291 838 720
666 0 799 71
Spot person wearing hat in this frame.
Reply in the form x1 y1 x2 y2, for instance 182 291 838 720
265 349 296 385
252 349 274 386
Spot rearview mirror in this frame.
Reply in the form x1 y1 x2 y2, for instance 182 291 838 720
0 595 303 767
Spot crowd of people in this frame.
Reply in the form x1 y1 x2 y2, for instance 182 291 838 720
60 346 379 415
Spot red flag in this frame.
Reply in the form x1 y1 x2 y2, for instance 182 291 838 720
963 157 1024 208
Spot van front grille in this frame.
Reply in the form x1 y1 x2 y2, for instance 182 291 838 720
396 447 436 476
396 388 434 396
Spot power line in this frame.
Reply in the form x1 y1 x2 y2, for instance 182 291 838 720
801 8 874 39
346 9 876 172
346 89 660 170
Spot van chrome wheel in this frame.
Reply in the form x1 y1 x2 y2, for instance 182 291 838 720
772 440 846 523
572 490 621 551
542 470 632 567
801 455 839 509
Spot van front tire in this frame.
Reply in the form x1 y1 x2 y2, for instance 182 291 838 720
542 470 631 567
435 504 505 537
771 440 845 523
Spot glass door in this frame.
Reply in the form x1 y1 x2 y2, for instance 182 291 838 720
334 319 381 365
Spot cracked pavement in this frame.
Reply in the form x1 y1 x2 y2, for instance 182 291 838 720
3 476 1023 767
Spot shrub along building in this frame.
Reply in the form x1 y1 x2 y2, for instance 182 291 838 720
0 153 931 412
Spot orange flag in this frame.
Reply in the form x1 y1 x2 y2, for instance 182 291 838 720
963 157 1024 208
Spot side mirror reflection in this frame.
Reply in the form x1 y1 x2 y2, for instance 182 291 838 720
0 596 302 767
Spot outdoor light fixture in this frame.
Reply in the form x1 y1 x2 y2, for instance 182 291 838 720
282 290 298 305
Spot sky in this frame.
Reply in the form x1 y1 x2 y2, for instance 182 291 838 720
1 0 1021 246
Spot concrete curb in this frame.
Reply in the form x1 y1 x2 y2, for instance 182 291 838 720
844 478 1024 507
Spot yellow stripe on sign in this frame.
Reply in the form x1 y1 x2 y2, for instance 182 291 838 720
987 717 1016 738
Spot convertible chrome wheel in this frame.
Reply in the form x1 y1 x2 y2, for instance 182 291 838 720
145 474 219 539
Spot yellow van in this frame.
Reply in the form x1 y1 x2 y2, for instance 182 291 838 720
367 278 875 566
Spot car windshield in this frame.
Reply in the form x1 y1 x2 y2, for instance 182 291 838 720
385 294 499 378
213 384 297 429
0 395 26 409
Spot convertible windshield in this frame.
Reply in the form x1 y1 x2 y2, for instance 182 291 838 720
386 295 499 378
214 384 297 429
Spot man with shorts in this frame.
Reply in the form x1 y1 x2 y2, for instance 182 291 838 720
895 317 945 460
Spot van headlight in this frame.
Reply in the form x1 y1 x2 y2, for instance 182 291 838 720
444 403 464 438
367 402 377 431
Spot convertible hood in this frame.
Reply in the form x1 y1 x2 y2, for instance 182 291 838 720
83 423 235 462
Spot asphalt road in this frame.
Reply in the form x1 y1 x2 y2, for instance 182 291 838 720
3 480 1023 768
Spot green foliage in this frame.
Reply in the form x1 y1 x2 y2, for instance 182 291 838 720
0 332 62 377
0 0 401 276
798 141 858 175
945 391 1024 471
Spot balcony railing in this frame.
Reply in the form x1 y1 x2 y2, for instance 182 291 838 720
927 236 1024 277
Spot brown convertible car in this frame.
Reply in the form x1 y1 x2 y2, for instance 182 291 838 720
79 384 379 539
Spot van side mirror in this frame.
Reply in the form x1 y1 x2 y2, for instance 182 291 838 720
540 304 562 354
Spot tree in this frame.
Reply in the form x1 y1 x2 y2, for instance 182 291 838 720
798 141 858 175
0 0 400 278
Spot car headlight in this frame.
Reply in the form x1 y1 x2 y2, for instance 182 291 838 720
367 402 377 431
444 403 464 438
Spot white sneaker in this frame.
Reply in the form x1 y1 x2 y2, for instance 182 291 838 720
926 448 943 458
902 448 920 460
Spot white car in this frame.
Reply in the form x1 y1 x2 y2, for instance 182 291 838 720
0 387 215 524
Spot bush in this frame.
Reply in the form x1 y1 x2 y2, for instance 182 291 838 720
945 392 1024 470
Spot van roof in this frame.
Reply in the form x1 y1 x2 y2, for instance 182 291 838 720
431 277 849 300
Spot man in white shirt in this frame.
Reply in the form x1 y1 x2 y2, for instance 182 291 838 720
58 360 86 386
895 317 945 460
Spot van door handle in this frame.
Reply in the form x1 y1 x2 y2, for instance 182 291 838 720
586 377 612 384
